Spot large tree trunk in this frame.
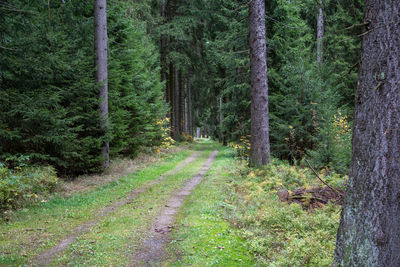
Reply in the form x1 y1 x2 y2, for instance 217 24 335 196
334 1 400 265
316 0 324 65
94 0 109 169
249 0 270 166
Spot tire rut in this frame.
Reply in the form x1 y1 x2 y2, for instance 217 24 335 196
30 150 202 267
130 148 218 266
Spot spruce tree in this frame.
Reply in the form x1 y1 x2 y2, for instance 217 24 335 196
249 0 270 166
335 1 400 264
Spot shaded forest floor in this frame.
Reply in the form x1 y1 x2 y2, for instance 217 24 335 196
0 140 340 266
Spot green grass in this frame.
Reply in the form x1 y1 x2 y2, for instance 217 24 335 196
2 141 335 266
53 148 214 266
0 146 197 266
167 144 257 266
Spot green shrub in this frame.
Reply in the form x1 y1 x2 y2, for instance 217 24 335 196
226 159 343 266
0 163 58 211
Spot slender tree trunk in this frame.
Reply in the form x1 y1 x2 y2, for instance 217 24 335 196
335 1 400 265
168 62 174 121
219 97 223 143
173 66 180 139
188 80 192 136
160 0 167 99
249 0 270 166
316 0 324 66
94 0 109 169
184 95 188 135
179 71 185 134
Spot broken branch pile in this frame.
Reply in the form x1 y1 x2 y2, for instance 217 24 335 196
277 186 344 211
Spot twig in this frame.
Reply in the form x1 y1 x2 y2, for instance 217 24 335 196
0 2 35 13
304 158 343 196
232 0 252 12
339 60 360 80
231 49 249 54
372 82 383 91
0 45 17 51
345 21 370 31
291 195 326 202
357 29 373 38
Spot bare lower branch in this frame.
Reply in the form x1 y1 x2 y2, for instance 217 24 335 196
0 45 17 51
304 158 343 196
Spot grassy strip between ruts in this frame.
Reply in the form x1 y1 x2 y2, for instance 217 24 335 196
51 147 214 266
166 143 257 266
0 143 202 266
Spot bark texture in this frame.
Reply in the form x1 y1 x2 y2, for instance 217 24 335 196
168 62 174 118
335 1 400 265
173 67 180 139
249 0 270 166
188 80 193 136
316 0 324 65
160 0 167 99
94 0 109 168
219 97 223 143
179 71 185 134
184 96 188 134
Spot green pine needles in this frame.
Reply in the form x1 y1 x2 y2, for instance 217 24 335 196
0 0 166 174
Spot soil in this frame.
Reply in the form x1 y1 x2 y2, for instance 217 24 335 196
30 150 202 267
59 146 190 197
130 149 218 266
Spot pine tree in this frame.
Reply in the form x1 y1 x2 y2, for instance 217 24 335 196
94 0 109 169
249 0 270 166
335 1 400 265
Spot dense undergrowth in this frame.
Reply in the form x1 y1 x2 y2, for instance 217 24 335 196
225 155 345 266
0 162 58 211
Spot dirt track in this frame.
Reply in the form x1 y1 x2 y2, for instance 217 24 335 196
30 150 203 266
130 148 218 266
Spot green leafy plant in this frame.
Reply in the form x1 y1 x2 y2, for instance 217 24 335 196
226 158 345 266
0 164 58 211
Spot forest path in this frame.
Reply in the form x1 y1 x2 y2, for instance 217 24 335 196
130 147 218 266
0 141 255 266
30 148 203 267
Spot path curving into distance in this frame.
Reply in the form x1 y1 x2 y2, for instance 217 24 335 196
30 150 203 267
130 148 218 266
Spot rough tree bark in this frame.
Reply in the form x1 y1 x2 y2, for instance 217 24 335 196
160 0 167 99
316 0 324 66
173 66 180 139
184 95 188 135
219 97 223 143
94 0 109 168
334 1 400 266
179 71 185 134
168 62 174 120
187 79 193 136
249 0 270 166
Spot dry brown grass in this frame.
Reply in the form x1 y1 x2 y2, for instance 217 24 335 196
57 145 189 198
